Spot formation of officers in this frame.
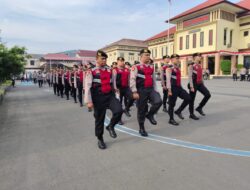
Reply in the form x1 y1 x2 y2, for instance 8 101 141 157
45 49 211 150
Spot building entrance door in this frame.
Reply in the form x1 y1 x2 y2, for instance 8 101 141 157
208 57 215 74
244 56 250 69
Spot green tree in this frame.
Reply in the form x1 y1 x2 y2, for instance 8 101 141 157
220 60 231 75
0 44 27 83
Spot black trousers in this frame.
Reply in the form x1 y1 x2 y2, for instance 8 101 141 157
247 74 250 81
53 83 57 95
240 75 246 81
38 80 43 88
119 87 134 111
57 83 64 97
77 82 83 105
137 88 162 127
189 83 211 115
168 86 190 120
64 81 70 99
71 84 77 102
92 91 123 139
162 89 168 109
47 79 50 87
233 74 238 81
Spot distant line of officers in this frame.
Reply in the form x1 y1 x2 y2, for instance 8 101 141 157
41 49 211 150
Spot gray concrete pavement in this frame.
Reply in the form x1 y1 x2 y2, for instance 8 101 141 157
0 80 250 190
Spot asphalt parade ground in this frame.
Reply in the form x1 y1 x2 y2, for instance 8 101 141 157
0 79 250 190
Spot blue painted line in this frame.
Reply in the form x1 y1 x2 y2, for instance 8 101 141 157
18 82 34 86
105 117 250 158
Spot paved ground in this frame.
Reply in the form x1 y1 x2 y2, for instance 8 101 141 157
0 79 250 190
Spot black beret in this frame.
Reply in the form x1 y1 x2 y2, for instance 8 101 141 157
96 50 108 58
171 54 180 59
117 57 125 61
140 49 151 55
193 53 202 57
163 55 170 59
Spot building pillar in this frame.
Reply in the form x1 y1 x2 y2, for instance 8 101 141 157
203 55 208 69
215 53 221 76
231 55 237 71
181 57 188 77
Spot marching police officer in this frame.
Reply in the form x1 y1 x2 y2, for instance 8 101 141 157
84 50 123 149
160 55 170 113
49 70 53 87
52 69 57 95
166 54 191 126
70 65 78 103
56 67 64 98
130 49 162 137
113 57 134 119
63 68 71 100
188 53 211 117
76 64 84 107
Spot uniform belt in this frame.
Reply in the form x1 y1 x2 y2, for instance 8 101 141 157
171 76 177 79
193 70 197 74
93 79 112 83
137 74 153 79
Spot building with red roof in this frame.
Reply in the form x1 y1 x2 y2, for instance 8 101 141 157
40 53 82 70
146 0 250 76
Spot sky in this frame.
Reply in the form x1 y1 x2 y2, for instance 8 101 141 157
0 0 240 54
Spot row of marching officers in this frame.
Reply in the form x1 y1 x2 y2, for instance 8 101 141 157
50 63 94 109
84 49 211 149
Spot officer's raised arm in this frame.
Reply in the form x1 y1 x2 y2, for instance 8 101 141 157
153 70 159 92
166 67 172 91
112 68 118 91
160 66 165 88
130 65 138 93
188 62 194 89
84 70 93 104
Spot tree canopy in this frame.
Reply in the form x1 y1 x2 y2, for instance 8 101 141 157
0 43 27 83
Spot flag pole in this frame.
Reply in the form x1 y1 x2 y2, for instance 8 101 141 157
167 0 171 56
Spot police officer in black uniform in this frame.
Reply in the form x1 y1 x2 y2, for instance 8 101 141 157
63 68 71 100
84 50 123 150
113 57 134 118
130 49 162 136
57 67 64 98
166 54 191 126
160 55 171 113
76 64 84 107
188 53 211 117
70 65 78 103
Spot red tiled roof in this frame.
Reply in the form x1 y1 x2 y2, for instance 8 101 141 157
238 0 250 9
170 0 249 22
42 53 82 61
102 38 147 50
145 26 176 41
77 50 97 57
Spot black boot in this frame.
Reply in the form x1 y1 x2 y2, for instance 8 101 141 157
189 114 199 120
196 107 206 116
124 109 131 117
139 124 148 137
169 119 179 126
97 137 106 150
163 107 168 113
118 120 124 125
106 125 117 138
174 111 184 120
146 113 157 125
